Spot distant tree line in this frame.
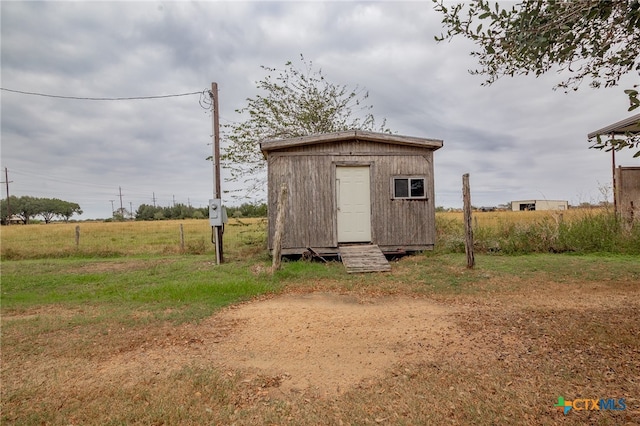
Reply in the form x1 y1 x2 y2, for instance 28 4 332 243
1 196 82 225
134 202 268 221
135 204 207 221
225 203 267 218
134 203 267 220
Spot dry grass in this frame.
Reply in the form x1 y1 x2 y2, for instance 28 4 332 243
0 218 267 260
438 207 593 227
3 208 636 260
436 207 639 254
436 208 598 241
2 253 639 425
437 208 616 237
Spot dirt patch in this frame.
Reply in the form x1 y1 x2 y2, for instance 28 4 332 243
6 281 638 402
65 281 640 400
90 293 456 397
4 279 639 424
1 305 94 322
214 293 454 396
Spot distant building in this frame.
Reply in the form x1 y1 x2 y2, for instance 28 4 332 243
8 215 23 225
511 200 568 211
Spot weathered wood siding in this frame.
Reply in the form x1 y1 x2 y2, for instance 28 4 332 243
267 140 437 252
616 166 640 222
267 154 336 249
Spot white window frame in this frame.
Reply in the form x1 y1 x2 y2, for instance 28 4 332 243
392 176 427 200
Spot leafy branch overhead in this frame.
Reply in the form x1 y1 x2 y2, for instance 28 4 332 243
220 55 389 195
433 0 640 156
590 126 640 158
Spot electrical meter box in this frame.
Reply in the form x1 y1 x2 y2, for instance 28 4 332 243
209 199 227 226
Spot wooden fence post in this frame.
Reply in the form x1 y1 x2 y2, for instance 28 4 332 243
75 225 80 249
462 173 475 269
179 223 185 252
271 183 288 273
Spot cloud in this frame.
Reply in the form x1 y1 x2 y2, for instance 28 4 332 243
1 1 637 219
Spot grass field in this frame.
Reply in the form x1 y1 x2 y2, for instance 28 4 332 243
1 215 639 424
437 208 640 254
2 209 638 260
0 217 267 260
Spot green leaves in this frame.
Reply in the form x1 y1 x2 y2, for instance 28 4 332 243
433 0 640 156
221 55 390 196
0 196 82 224
433 0 640 92
625 88 640 111
589 130 640 157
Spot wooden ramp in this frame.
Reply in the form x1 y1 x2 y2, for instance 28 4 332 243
339 244 391 273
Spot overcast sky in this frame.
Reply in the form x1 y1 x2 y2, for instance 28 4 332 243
1 1 638 219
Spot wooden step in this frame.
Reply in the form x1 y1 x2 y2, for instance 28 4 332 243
339 244 391 273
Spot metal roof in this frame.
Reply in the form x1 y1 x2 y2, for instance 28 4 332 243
260 130 443 154
587 113 640 138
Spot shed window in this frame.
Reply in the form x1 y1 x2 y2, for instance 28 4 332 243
393 177 426 199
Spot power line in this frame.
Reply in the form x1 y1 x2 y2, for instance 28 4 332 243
0 87 205 101
7 168 186 200
9 168 116 189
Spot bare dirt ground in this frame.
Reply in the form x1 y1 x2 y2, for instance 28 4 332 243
5 279 638 401
83 279 639 399
3 275 639 424
87 293 458 398
213 293 455 396
33 280 630 397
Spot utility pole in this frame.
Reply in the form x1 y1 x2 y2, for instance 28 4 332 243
462 173 475 269
109 200 115 214
611 132 617 218
129 202 133 219
118 187 124 213
210 82 224 263
152 192 157 207
2 168 13 225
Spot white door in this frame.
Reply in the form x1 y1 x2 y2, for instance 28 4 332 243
336 166 371 242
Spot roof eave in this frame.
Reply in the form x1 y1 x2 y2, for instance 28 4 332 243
260 130 443 154
587 113 640 138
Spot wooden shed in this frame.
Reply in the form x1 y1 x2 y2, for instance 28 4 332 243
588 113 640 221
615 166 640 222
260 130 443 256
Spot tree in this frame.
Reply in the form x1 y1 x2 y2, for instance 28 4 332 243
135 203 208 221
434 0 640 156
1 196 83 224
3 196 40 224
221 55 390 194
135 204 160 221
225 202 268 218
57 201 82 222
38 198 59 224
0 196 19 224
